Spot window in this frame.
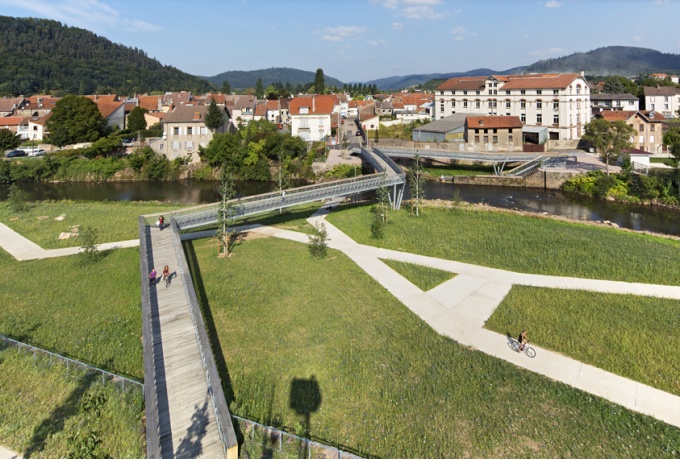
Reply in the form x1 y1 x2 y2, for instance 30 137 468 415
536 100 542 109
488 90 493 95
553 100 559 109
493 100 497 108
651 103 656 110
493 136 498 143
537 90 542 95
520 100 526 108
639 135 644 143
187 127 193 135
484 135 489 143
553 90 559 95
650 124 655 131
505 90 511 95
508 128 513 133
493 129 497 133
537 114 542 124
475 128 479 134
186 141 194 150
488 100 493 108
576 84 582 95
494 90 497 95
463 100 468 108
201 127 208 135
484 129 488 134
476 91 480 95
650 96 655 102
650 135 655 143
553 115 559 125
463 91 468 95
520 114 526 123
505 100 511 108
475 100 480 108
521 90 526 95
173 127 179 135
639 124 644 132
665 104 669 110
665 96 669 102
474 135 480 143
509 134 513 143
493 83 498 87
172 141 180 150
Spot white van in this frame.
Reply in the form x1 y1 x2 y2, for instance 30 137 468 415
27 149 46 157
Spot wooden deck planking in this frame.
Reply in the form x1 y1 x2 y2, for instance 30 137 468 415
146 225 225 458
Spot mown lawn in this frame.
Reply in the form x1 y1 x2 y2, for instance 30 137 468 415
0 248 143 379
0 346 144 458
326 204 680 285
381 259 455 291
422 163 496 177
485 286 680 396
0 200 186 249
185 236 680 458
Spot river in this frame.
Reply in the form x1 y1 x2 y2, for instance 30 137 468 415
1 180 679 236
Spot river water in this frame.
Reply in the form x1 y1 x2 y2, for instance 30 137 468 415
1 180 679 236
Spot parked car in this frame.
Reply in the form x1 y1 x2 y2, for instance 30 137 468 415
28 149 46 157
5 149 26 158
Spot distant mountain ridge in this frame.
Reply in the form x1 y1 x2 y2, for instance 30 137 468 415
204 67 343 90
363 67 527 90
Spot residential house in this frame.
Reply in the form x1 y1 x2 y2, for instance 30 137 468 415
590 93 639 115
435 73 591 141
16 95 60 117
465 116 523 152
279 98 291 124
266 99 280 124
162 91 192 112
254 101 267 122
649 73 679 84
27 113 51 141
86 95 126 130
0 97 26 117
644 86 680 118
231 95 257 126
596 110 665 154
138 95 163 112
359 103 379 131
144 111 165 128
375 100 394 117
0 116 28 139
289 95 335 141
151 104 231 163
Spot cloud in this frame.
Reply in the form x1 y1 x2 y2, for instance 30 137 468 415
528 47 565 57
320 25 365 42
400 6 444 19
450 25 465 34
632 35 642 42
0 0 162 33
368 39 387 47
370 0 445 19
544 0 562 8
392 22 404 30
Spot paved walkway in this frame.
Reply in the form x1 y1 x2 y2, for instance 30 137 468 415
0 222 138 261
0 446 20 459
233 203 680 430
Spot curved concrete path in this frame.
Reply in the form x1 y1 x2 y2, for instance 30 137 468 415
233 203 680 430
0 445 20 459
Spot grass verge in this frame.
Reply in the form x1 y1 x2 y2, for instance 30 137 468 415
0 200 186 249
0 345 144 458
422 163 496 177
326 204 680 285
0 248 142 379
185 236 680 458
381 259 455 291
484 285 680 396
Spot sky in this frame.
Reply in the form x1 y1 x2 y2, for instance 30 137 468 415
1 0 680 83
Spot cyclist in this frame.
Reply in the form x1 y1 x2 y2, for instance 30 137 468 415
162 265 170 286
517 329 528 352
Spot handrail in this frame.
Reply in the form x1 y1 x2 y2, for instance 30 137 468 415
376 147 542 163
169 217 238 458
503 156 544 177
138 216 162 459
371 147 406 175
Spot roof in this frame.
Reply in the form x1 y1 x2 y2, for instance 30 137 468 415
0 97 24 113
598 110 665 122
590 93 638 101
233 95 256 110
162 91 192 106
522 126 548 134
436 73 585 92
289 95 335 115
163 104 211 123
266 100 279 111
0 116 23 126
466 116 523 129
623 148 652 156
436 76 487 92
414 114 484 133
644 86 680 96
28 112 51 126
254 102 267 117
138 95 162 112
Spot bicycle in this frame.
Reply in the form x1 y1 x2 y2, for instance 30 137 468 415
162 272 171 288
509 338 536 358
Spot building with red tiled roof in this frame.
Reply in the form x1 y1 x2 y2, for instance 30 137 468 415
17 95 60 117
289 95 336 141
465 115 523 151
435 73 591 142
27 113 52 141
595 109 665 154
86 95 126 130
138 95 163 112
0 116 28 138
0 97 26 116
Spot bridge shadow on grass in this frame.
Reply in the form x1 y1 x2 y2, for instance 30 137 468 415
182 241 245 446
174 398 210 458
22 361 108 458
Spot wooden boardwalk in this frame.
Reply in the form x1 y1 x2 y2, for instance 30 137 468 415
145 224 224 458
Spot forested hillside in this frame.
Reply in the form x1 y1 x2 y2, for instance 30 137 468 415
525 46 680 76
0 16 214 97
205 67 343 90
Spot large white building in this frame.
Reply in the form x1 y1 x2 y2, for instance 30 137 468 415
644 86 680 119
434 73 591 141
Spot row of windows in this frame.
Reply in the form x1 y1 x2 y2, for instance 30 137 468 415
440 85 584 96
473 135 514 144
440 100 564 109
648 96 680 103
172 126 209 136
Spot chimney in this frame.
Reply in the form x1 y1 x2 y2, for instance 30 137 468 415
581 70 585 77
312 96 316 113
193 112 200 120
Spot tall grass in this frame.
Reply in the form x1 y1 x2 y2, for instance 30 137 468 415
0 248 143 379
381 259 455 291
0 346 144 458
0 200 186 249
326 204 680 285
485 286 680 395
185 236 680 458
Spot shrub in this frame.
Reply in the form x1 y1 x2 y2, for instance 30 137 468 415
324 164 356 179
79 226 100 262
308 222 329 258
7 183 30 212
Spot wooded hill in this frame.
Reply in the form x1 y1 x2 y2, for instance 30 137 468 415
0 16 214 97
204 67 344 91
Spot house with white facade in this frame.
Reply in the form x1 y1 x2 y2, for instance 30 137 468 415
644 86 680 118
289 95 334 141
151 104 231 163
231 96 257 126
590 93 639 115
435 73 591 141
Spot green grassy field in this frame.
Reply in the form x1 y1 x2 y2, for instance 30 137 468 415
185 236 680 458
326 204 680 285
0 346 144 458
0 200 185 249
650 157 673 166
0 248 143 379
422 163 497 177
381 259 455 291
485 286 680 396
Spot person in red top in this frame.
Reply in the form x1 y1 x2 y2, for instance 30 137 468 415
158 215 165 230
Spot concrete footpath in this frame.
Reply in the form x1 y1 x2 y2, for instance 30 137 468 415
0 445 20 459
238 204 680 430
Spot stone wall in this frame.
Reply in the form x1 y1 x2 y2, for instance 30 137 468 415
442 170 577 190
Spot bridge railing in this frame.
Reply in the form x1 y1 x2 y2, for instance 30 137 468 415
503 156 544 177
138 216 162 459
169 217 239 458
371 147 406 175
375 147 541 163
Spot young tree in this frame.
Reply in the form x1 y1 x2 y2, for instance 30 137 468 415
255 78 264 99
79 226 100 262
663 126 680 197
204 98 226 133
314 68 325 95
127 106 147 132
215 170 237 256
46 95 108 147
7 183 30 212
408 154 425 216
374 126 380 144
0 128 21 152
308 222 329 258
582 118 635 176
222 80 231 94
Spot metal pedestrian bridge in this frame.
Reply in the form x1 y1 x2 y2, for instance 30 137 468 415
170 147 406 231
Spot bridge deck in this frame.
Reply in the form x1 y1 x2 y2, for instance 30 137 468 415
146 225 224 458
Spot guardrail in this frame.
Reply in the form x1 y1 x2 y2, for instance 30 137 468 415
503 156 544 177
371 147 406 176
375 147 541 163
139 216 162 459
169 217 238 458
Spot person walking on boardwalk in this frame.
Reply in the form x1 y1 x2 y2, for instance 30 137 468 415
149 268 157 285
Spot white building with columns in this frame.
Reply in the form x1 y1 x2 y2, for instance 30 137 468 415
435 73 591 141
